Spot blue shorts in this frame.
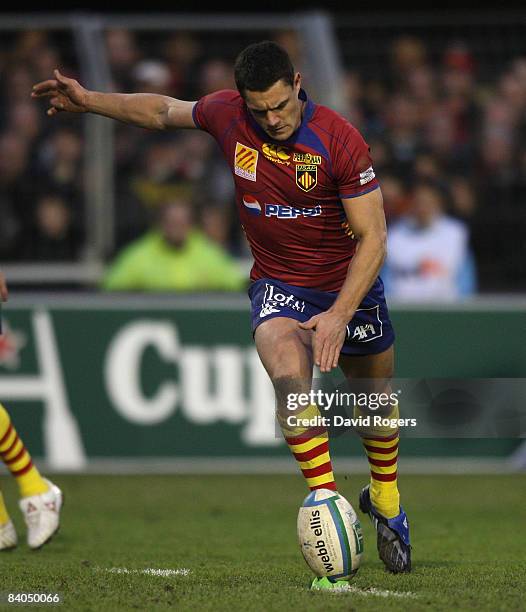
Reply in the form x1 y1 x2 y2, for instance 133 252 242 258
248 277 395 356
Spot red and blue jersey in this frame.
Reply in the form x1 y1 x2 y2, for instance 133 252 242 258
192 88 379 292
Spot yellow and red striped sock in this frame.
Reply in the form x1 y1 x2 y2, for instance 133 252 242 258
0 404 48 498
281 404 337 491
361 431 400 518
0 491 10 525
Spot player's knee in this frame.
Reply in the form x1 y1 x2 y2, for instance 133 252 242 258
272 375 310 414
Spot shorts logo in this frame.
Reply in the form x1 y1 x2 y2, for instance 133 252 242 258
235 142 258 182
352 324 376 340
359 166 375 186
293 152 322 165
242 194 262 216
262 143 291 165
296 164 317 192
260 284 306 318
346 305 383 342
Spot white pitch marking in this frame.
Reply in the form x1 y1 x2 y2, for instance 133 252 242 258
347 585 417 599
105 567 191 577
314 584 417 598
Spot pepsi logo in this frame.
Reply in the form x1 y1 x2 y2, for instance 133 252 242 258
242 195 262 216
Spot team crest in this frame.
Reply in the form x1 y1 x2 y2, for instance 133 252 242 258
296 164 317 192
234 142 259 182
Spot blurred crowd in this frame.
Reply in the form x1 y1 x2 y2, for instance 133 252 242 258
339 35 526 293
0 31 85 262
0 25 525 294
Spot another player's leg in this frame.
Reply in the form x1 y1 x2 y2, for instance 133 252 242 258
0 403 62 549
0 488 17 550
339 348 411 573
255 317 337 492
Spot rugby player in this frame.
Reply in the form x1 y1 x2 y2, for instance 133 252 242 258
32 41 410 583
0 272 63 550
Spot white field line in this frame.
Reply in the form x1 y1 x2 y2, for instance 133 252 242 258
104 567 191 577
347 585 417 599
318 584 417 598
101 568 415 598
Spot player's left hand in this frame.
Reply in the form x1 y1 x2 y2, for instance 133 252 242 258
299 311 349 373
0 271 8 302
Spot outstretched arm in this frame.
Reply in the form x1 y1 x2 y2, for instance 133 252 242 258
31 69 197 130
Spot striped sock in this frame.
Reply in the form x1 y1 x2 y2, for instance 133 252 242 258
0 491 10 525
281 404 337 491
361 431 400 518
355 401 400 519
0 404 48 498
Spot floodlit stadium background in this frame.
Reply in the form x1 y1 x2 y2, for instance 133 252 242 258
0 11 525 473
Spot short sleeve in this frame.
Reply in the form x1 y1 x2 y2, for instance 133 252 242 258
333 123 379 199
192 89 241 139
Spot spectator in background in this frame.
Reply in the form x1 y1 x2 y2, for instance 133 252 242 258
390 35 428 88
103 198 246 292
199 202 233 251
0 30 85 264
162 32 202 99
440 41 478 168
133 60 173 96
0 132 33 256
7 102 41 146
449 175 477 221
129 136 191 209
383 93 421 178
380 174 411 224
105 29 141 92
383 179 476 301
198 59 235 96
20 194 82 261
35 127 83 200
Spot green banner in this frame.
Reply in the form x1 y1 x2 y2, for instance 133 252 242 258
0 297 524 469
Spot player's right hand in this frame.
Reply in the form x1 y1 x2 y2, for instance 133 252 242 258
31 69 89 116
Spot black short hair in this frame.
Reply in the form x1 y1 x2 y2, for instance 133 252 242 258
234 41 294 96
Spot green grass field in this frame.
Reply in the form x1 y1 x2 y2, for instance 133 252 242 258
0 474 525 611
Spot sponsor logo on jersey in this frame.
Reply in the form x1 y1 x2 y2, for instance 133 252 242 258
262 143 291 165
242 195 262 216
265 204 322 218
293 152 322 165
359 166 375 186
296 164 317 192
260 283 306 318
235 142 258 182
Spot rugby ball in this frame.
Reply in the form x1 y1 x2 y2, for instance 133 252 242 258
297 488 363 580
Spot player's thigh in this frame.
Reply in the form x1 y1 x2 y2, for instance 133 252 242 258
338 344 395 380
255 316 313 388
